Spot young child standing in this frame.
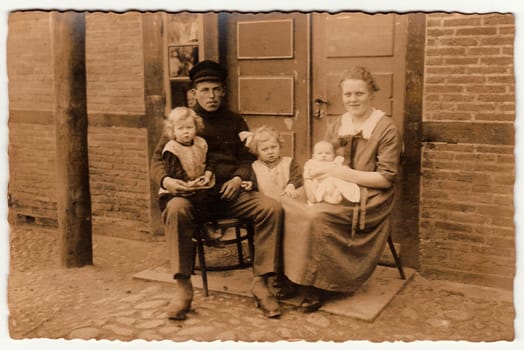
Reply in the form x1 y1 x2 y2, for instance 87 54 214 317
243 126 303 201
303 140 360 205
158 107 215 214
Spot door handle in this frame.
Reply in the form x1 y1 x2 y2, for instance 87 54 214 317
313 98 328 119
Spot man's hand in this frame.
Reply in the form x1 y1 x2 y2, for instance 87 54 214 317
162 177 195 196
220 176 243 200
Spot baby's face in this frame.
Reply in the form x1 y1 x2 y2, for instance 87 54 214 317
313 143 335 161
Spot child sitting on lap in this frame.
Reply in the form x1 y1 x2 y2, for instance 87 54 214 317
158 107 220 240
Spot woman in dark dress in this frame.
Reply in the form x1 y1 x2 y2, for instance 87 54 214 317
281 66 402 311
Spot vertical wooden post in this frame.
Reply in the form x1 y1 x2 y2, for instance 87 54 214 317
50 11 93 267
399 13 426 269
143 12 166 236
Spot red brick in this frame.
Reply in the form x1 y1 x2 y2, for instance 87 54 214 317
456 103 495 112
466 66 509 75
425 85 463 93
466 85 506 94
456 27 497 36
425 57 445 66
487 76 514 84
446 76 485 84
425 76 446 84
480 37 514 45
496 154 515 164
426 66 466 75
483 14 514 25
477 94 515 103
475 113 514 122
448 232 486 243
437 37 479 46
430 112 472 121
476 145 514 154
426 47 466 56
444 57 479 65
498 27 515 35
480 57 514 66
440 94 475 102
498 103 516 112
426 18 442 27
427 28 454 36
443 17 482 27
467 47 500 55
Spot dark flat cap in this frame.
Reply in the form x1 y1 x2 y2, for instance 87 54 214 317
189 60 227 84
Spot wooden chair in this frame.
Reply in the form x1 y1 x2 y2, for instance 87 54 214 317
193 218 255 296
380 232 406 280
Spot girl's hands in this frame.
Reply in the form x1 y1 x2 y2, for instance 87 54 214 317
282 184 299 198
162 178 195 196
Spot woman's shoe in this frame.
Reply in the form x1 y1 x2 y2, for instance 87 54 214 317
300 288 322 313
250 277 281 318
276 283 298 300
167 279 194 320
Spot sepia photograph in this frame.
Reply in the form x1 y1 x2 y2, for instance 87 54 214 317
0 0 522 349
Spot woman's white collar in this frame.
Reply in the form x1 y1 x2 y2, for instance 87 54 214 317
338 108 385 139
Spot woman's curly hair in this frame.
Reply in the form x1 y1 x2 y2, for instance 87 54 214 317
338 66 380 93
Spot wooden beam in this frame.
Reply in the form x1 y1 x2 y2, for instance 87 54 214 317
50 11 93 267
397 12 426 269
143 12 166 235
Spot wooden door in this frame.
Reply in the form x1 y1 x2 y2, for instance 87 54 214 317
311 12 408 142
311 12 410 255
221 13 310 166
222 12 414 263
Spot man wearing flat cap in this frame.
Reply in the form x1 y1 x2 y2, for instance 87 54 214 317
151 60 283 320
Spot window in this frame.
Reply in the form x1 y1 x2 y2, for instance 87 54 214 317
163 13 203 112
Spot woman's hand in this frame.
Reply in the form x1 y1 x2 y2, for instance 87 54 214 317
282 184 299 198
162 177 195 196
308 163 346 180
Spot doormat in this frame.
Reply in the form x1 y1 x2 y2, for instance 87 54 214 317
133 264 415 322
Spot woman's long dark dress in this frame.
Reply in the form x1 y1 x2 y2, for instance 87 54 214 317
281 111 402 293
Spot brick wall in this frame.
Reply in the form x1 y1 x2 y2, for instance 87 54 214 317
85 12 145 114
8 12 152 238
85 12 151 237
88 127 151 237
420 13 515 289
7 12 54 111
7 12 57 225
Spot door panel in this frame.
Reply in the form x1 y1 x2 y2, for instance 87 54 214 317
222 13 310 166
312 13 407 143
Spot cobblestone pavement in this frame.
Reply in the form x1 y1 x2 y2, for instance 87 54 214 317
5 224 518 345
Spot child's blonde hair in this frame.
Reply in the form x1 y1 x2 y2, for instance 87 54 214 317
164 107 204 140
248 126 284 156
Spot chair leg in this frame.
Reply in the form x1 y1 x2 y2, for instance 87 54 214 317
235 224 245 267
387 234 406 280
246 221 255 263
195 229 209 296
